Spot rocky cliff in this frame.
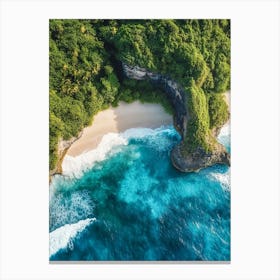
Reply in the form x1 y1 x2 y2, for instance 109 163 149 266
122 63 230 172
49 131 83 178
123 64 188 139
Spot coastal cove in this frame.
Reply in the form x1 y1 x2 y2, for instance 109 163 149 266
122 63 230 173
67 101 173 157
52 90 229 178
49 108 230 261
50 20 231 177
50 61 230 177
49 19 231 261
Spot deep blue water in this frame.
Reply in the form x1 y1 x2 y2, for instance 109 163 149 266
49 125 230 261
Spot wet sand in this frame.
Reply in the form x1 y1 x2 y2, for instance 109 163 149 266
66 101 173 157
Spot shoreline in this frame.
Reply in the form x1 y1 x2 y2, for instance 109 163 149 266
51 91 230 179
224 90 230 107
66 101 173 158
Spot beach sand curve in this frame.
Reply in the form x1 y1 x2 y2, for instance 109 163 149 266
66 101 173 157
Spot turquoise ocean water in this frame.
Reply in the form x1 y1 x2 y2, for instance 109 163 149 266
49 125 230 261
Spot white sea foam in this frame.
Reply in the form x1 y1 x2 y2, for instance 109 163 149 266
61 124 229 180
62 126 173 178
62 132 128 177
122 126 170 139
212 123 231 191
49 190 94 232
210 170 231 191
218 123 230 138
49 218 96 257
217 123 230 145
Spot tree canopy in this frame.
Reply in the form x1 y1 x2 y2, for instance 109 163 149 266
50 19 230 170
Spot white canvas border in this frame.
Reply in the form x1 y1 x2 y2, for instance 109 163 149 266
0 0 279 279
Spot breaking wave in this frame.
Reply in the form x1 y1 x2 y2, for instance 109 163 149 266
49 218 96 257
50 124 230 261
62 126 176 178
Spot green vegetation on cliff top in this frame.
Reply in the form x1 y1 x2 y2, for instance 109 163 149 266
49 19 230 170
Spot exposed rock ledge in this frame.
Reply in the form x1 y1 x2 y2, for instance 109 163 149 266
49 131 83 179
122 63 230 172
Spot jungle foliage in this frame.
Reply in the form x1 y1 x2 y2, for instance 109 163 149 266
50 19 230 169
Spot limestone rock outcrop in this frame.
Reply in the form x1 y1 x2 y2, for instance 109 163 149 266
49 131 83 177
122 63 230 172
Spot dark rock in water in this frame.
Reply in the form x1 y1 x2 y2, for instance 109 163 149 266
171 143 230 173
122 63 230 172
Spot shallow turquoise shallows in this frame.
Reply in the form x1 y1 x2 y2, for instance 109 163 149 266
49 125 230 261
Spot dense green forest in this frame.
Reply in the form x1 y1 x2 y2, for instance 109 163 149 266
49 19 230 170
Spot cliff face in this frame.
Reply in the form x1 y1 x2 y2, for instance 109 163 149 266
49 131 83 178
123 64 188 139
122 63 230 172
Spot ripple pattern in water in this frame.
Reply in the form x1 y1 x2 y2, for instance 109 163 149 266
49 126 230 261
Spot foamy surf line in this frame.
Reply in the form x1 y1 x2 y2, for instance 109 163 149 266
62 132 128 178
210 170 230 191
49 218 96 257
62 126 173 178
62 124 229 178
210 124 230 191
218 123 230 137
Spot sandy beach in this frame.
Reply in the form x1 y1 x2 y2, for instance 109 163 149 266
224 90 230 106
66 101 173 157
65 92 230 158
